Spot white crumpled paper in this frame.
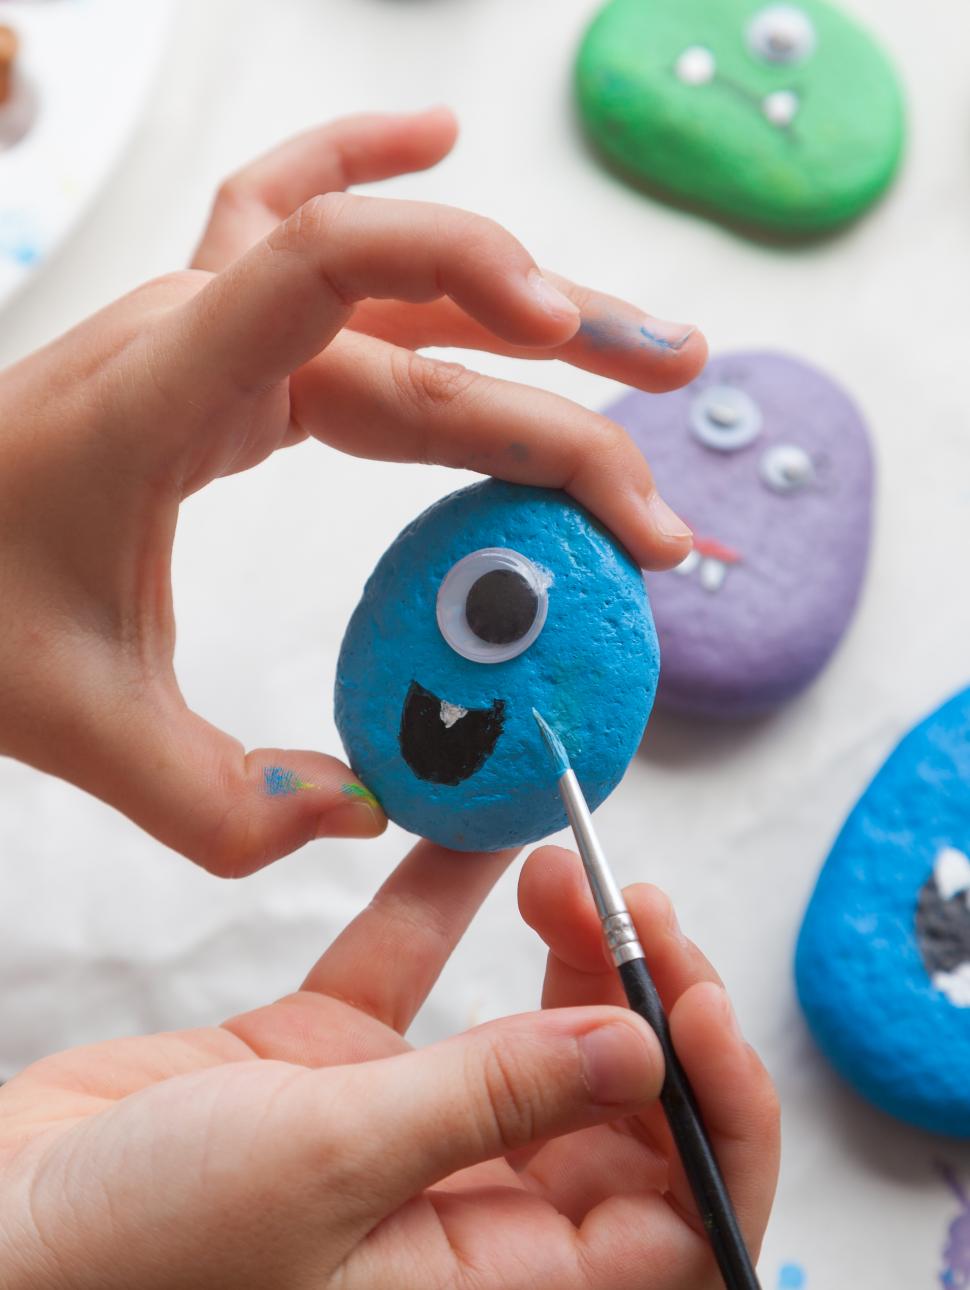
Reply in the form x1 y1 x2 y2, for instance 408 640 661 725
2 0 970 1284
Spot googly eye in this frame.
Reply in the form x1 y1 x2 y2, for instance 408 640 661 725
760 443 816 493
675 45 716 85
436 548 550 664
689 384 763 452
762 88 800 127
747 5 817 64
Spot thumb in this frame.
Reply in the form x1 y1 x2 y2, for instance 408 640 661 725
328 1006 664 1216
62 686 385 876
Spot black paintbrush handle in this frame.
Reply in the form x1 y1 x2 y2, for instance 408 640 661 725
618 957 762 1290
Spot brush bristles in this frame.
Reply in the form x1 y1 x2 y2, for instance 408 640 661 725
532 708 571 777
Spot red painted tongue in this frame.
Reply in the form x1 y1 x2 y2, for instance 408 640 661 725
691 534 742 563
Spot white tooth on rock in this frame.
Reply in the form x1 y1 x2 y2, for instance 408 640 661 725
674 549 701 576
439 701 468 729
934 846 970 901
933 963 970 1009
699 557 727 593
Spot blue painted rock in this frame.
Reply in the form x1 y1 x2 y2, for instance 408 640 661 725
796 689 970 1137
608 351 873 718
335 480 659 852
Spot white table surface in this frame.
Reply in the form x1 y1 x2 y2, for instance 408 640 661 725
2 1 969 1285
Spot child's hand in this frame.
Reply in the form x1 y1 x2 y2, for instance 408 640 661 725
0 109 705 874
0 844 778 1289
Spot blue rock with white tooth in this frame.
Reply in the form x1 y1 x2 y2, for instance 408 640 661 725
335 480 659 852
796 687 970 1136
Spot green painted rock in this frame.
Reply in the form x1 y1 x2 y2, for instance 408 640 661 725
576 0 905 235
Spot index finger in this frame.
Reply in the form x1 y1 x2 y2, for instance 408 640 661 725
518 846 724 1008
301 839 518 1033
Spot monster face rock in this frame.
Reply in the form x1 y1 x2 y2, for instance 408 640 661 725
576 0 905 235
796 689 970 1137
335 481 659 852
610 351 874 718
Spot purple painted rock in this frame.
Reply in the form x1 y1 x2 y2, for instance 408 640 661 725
608 351 874 718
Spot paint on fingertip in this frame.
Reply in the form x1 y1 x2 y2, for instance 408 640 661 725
639 321 696 352
580 313 695 354
777 1265 806 1289
263 766 316 797
579 315 625 350
341 782 382 811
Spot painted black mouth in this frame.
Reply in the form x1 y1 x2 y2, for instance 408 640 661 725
399 681 505 786
917 875 970 978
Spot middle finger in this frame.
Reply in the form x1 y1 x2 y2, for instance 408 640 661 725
347 270 707 393
518 845 724 1011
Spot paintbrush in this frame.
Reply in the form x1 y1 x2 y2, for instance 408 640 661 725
532 709 762 1290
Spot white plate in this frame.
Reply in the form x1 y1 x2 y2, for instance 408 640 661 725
0 0 173 308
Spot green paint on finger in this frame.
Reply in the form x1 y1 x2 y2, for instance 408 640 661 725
341 782 382 811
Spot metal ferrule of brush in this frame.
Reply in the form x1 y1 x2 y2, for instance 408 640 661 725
558 768 646 968
602 912 645 966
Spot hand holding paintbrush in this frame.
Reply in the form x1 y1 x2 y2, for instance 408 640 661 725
534 709 775 1290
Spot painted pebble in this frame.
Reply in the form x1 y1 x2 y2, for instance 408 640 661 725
335 480 659 852
608 351 873 719
576 0 904 235
796 689 970 1137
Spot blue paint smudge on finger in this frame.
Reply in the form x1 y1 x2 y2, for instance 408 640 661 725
579 313 695 353
639 322 695 351
263 766 316 797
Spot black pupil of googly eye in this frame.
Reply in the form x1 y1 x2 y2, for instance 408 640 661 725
465 569 538 646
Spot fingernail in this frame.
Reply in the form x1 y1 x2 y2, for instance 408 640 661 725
645 492 693 543
341 782 381 810
578 1021 659 1106
316 786 386 839
665 901 689 948
638 315 697 353
529 270 581 322
718 987 745 1043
